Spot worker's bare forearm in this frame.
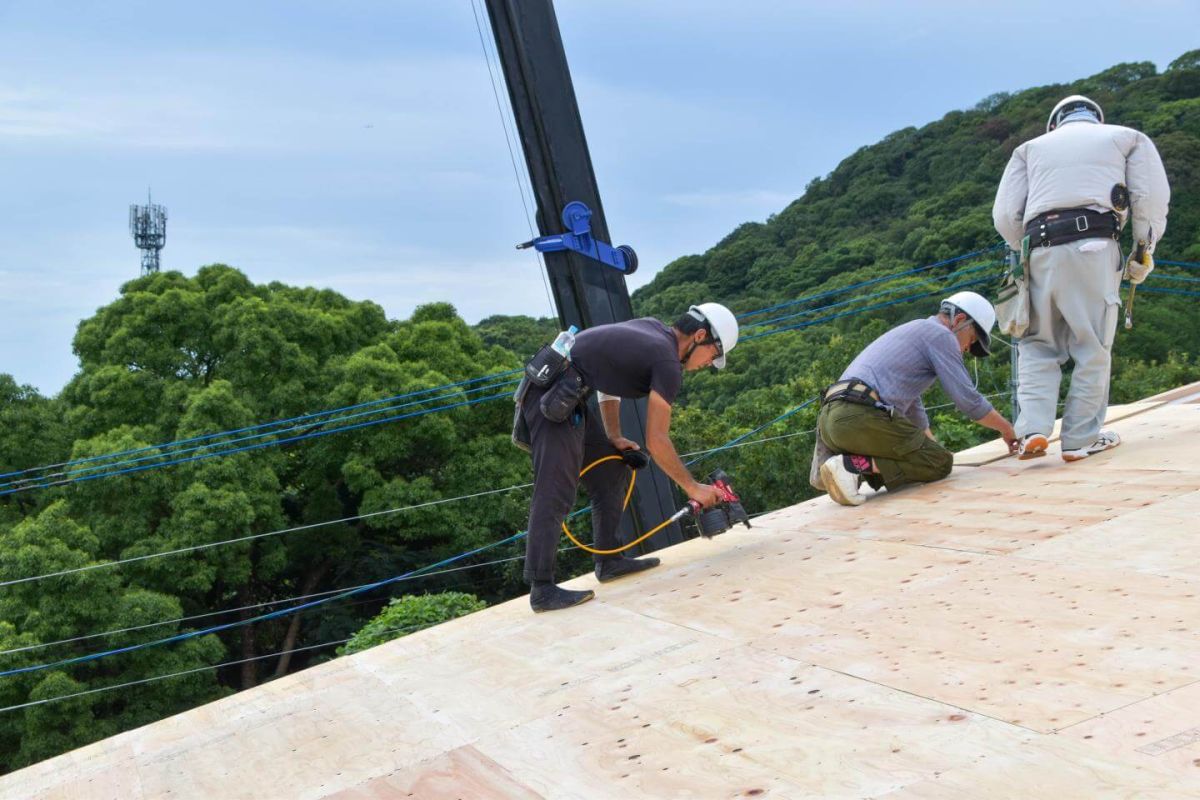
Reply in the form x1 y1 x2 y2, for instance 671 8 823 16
599 398 623 440
645 431 697 492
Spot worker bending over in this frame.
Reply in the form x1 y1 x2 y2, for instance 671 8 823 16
514 304 738 612
816 291 1017 506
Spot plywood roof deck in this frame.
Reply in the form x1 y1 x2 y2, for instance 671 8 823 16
4 385 1200 799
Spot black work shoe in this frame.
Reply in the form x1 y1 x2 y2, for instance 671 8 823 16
530 584 595 613
594 556 661 584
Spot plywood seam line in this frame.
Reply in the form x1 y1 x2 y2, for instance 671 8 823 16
1051 677 1200 734
959 400 1172 467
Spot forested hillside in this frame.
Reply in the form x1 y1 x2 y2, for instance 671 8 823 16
1 52 1198 770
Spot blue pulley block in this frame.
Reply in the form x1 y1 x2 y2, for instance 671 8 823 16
516 201 638 275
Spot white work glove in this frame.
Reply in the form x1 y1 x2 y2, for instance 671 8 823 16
1124 251 1154 285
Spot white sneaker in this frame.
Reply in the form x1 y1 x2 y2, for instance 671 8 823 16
1062 431 1121 462
820 456 865 506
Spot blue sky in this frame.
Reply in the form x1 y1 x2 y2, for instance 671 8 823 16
1 1 1197 394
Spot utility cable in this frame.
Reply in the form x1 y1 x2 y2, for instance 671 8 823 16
0 551 533 659
468 0 558 318
742 259 1000 331
0 390 513 498
0 480 534 589
0 368 521 485
0 622 431 715
0 377 520 494
0 393 827 678
735 244 1004 321
743 274 993 342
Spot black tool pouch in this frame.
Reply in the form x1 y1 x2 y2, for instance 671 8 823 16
539 364 588 424
511 376 532 452
525 344 568 388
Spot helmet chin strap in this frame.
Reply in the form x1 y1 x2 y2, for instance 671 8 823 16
680 329 714 365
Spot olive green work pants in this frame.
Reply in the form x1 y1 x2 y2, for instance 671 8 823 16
817 399 954 491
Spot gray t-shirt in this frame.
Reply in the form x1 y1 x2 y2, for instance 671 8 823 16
571 318 683 405
840 316 993 431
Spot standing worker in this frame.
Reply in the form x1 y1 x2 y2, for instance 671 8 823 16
816 292 1018 506
514 303 738 612
993 95 1170 461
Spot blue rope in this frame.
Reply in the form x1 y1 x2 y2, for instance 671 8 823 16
735 244 1004 321
0 394 824 679
743 275 993 341
0 530 529 678
1148 273 1200 284
1130 285 1200 298
0 368 523 483
0 391 513 497
742 260 1000 330
1158 259 1200 269
0 377 521 492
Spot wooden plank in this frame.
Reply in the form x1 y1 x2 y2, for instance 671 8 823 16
327 746 545 800
473 649 1037 800
4 399 1200 798
1058 680 1200 777
953 401 1168 466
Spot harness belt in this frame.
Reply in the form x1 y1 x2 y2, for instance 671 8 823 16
821 379 892 416
1025 208 1118 249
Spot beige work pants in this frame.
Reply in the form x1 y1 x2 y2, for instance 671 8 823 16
1015 238 1122 451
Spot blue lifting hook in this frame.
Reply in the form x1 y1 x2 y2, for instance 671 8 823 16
516 201 638 275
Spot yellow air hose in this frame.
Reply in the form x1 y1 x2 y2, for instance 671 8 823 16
560 454 683 555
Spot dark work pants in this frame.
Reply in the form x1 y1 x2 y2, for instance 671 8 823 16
522 385 628 583
817 399 954 491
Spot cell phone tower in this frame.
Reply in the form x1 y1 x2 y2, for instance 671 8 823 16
129 191 167 275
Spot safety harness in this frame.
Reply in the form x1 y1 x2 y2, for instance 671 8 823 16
1025 208 1118 249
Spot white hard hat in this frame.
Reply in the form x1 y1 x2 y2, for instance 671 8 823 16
688 302 738 369
1046 94 1104 133
940 291 995 357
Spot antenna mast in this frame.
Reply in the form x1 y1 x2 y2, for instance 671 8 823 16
129 191 167 275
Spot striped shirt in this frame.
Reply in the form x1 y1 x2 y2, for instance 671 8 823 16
839 317 993 431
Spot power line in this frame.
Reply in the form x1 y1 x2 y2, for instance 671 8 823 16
468 0 558 319
0 622 431 715
0 551 531 658
0 390 514 498
0 481 534 589
735 244 1004 321
0 368 521 485
743 274 993 342
0 377 520 493
0 393 824 679
742 260 1000 331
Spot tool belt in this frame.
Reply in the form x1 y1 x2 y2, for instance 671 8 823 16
821 379 887 412
1025 208 1118 249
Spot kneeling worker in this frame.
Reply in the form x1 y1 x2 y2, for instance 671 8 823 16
817 291 1018 506
516 303 738 612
